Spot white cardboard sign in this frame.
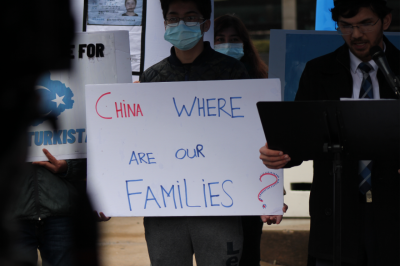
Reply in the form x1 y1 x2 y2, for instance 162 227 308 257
86 79 283 216
27 31 132 162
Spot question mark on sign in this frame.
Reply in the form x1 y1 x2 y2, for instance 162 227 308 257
258 172 279 204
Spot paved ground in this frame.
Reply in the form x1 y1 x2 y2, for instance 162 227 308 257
37 217 310 266
97 217 310 266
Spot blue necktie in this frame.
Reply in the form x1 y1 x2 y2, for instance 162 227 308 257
358 62 373 99
358 62 373 195
359 161 372 194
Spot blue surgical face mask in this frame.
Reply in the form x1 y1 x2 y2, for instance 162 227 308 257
164 20 204 51
214 43 244 60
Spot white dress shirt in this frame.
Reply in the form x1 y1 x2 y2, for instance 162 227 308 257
349 43 386 100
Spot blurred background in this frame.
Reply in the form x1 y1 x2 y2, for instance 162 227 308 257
214 0 400 64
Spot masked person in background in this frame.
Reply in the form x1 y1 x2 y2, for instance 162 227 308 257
214 14 268 79
214 14 287 266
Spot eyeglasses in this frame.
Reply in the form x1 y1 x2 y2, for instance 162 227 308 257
165 16 205 27
336 18 380 35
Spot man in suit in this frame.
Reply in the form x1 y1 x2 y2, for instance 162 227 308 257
259 0 399 265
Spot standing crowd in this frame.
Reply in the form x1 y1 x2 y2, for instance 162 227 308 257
8 0 399 266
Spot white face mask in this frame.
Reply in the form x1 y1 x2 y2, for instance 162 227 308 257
214 43 244 60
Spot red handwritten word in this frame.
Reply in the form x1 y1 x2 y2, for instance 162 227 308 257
95 92 143 119
115 100 143 118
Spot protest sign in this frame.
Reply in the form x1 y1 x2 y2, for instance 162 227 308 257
27 31 132 162
85 79 283 216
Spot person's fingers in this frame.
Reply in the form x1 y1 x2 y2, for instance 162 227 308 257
398 169 400 174
260 215 267 223
32 161 57 173
100 212 111 221
263 215 274 225
259 143 284 157
276 215 283 224
260 154 290 163
42 148 58 164
266 159 290 166
93 211 111 222
133 80 140 83
261 160 289 169
283 203 288 213
259 143 291 169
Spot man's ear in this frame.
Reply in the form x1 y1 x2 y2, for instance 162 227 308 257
382 13 392 31
202 19 211 33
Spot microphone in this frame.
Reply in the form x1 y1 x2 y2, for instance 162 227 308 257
369 46 400 98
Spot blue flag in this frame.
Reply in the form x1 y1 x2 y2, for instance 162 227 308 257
315 0 335 31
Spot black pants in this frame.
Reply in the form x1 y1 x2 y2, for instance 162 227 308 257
314 202 378 266
144 216 243 266
14 217 75 266
240 216 263 266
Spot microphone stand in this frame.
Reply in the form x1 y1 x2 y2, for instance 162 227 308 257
323 111 345 266
394 76 400 99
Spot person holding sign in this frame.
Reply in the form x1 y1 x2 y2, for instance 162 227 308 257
138 0 250 265
260 0 399 265
214 14 287 266
11 149 87 266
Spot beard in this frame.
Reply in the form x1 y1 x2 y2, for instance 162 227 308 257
347 26 384 62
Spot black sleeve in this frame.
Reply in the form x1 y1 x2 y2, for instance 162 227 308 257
57 159 87 181
283 63 316 169
139 70 147 83
295 62 317 102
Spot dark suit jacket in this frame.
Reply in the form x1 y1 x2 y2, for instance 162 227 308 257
287 35 400 265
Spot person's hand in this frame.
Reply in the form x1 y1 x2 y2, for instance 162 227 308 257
259 143 291 169
398 169 400 174
32 148 68 174
94 211 111 222
133 80 140 83
261 215 282 225
261 203 288 225
283 203 288 213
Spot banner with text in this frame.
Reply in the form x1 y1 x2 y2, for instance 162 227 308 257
27 31 132 162
86 79 283 216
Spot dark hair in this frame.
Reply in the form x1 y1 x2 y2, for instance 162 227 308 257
331 0 392 22
125 0 137 4
214 14 268 79
160 0 212 20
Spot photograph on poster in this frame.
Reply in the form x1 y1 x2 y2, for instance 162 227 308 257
88 0 144 26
